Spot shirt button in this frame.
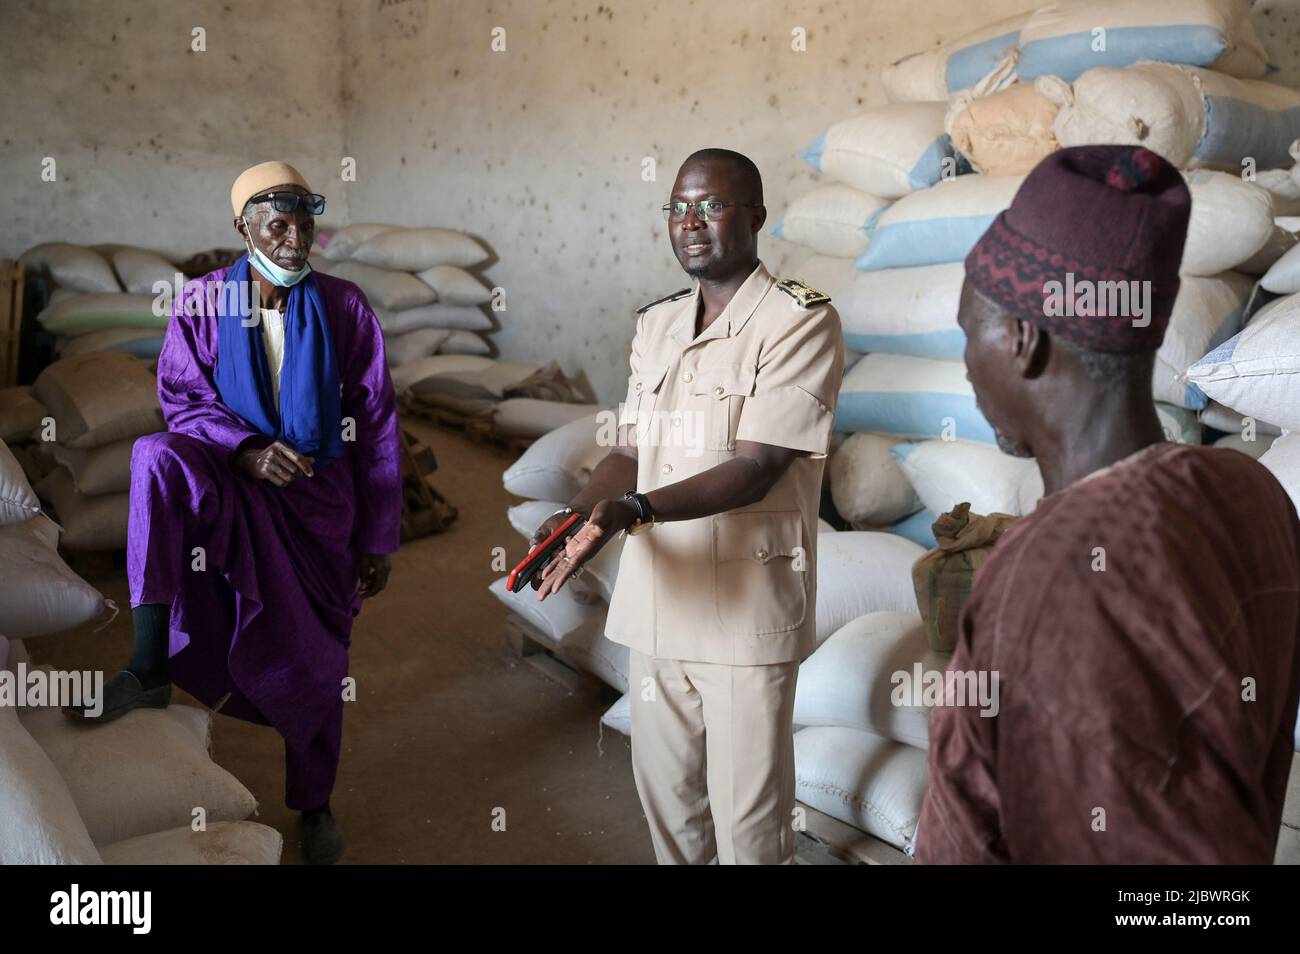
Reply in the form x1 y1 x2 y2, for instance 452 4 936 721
755 548 769 561
713 385 725 397
682 371 693 383
671 416 681 427
662 463 673 475
635 382 643 392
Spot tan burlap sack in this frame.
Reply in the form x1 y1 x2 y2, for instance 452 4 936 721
51 436 137 495
0 387 49 444
947 82 1060 177
20 705 258 847
912 502 1018 653
31 351 162 449
99 821 283 865
35 467 129 551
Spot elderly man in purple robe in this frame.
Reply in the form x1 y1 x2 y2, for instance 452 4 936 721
64 161 402 865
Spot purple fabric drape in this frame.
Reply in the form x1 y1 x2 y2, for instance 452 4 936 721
127 267 401 753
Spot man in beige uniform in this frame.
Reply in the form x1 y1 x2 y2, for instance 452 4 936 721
530 149 843 864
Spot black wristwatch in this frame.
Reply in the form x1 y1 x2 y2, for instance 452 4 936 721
622 491 656 535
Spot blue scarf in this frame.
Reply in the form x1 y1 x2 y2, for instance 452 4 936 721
214 254 344 467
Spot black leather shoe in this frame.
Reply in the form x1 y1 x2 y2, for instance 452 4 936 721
62 670 171 724
301 809 345 865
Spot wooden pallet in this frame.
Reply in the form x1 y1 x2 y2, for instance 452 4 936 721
465 417 534 456
797 802 913 865
0 261 23 389
504 612 619 702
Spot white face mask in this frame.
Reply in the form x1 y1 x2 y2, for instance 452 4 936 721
242 216 311 287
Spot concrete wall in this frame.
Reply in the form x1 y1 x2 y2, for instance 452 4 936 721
336 0 1300 403
335 0 1043 403
0 0 347 262
4 0 1298 402
1258 0 1300 87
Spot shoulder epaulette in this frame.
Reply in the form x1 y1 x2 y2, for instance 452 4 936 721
636 288 691 315
776 278 831 308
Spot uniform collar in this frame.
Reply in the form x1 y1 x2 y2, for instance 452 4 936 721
668 261 775 347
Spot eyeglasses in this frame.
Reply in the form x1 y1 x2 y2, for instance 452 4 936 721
247 191 326 216
662 200 762 222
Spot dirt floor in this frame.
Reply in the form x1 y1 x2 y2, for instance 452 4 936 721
29 416 657 865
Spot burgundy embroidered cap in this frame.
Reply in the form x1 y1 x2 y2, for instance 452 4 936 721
964 145 1191 354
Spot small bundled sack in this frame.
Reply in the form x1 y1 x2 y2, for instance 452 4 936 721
946 83 1061 177
503 361 591 404
911 502 1017 653
398 429 457 541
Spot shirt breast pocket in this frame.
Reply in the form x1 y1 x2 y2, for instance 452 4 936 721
622 362 670 443
689 364 755 452
712 509 808 636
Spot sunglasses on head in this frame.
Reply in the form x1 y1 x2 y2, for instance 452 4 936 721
247 190 326 215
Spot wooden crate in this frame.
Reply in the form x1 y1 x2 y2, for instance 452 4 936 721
0 261 23 389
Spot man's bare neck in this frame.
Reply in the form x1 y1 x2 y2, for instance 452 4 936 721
247 263 287 311
1034 400 1167 495
693 263 756 335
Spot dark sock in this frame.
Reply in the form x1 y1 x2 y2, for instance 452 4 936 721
302 800 331 819
126 603 171 690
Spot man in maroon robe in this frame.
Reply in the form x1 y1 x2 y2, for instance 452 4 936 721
66 162 402 865
916 145 1300 864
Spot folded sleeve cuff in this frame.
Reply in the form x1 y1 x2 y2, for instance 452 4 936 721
735 386 835 458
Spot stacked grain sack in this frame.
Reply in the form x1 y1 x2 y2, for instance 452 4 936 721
0 437 278 864
780 0 1296 519
490 412 632 699
27 351 165 552
0 438 88 650
1014 1 1300 462
769 0 1300 857
0 385 54 487
315 225 601 439
789 611 941 854
311 223 499 367
782 47 1047 550
0 647 281 865
20 243 176 362
1192 181 1293 460
389 353 598 438
1187 286 1300 528
1192 148 1300 468
393 354 514 426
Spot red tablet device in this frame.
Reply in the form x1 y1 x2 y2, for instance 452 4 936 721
506 511 586 593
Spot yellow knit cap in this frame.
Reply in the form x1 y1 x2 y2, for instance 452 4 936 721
230 161 313 216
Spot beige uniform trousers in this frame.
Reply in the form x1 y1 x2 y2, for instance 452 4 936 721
628 648 799 865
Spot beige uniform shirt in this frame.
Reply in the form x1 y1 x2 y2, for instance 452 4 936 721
604 261 845 666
